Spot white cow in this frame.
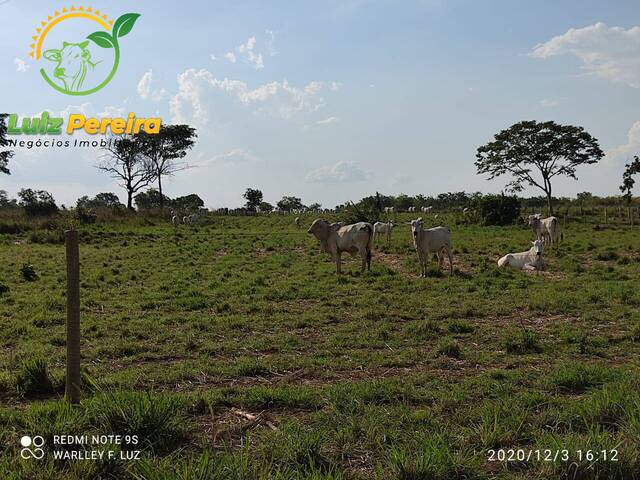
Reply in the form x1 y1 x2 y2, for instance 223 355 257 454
498 239 545 271
384 206 395 214
373 220 395 243
528 214 562 246
421 206 433 213
294 217 301 228
409 218 453 276
308 219 373 274
408 206 416 213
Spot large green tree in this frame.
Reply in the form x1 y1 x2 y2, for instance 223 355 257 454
476 120 603 214
0 114 14 175
243 188 263 212
140 124 197 212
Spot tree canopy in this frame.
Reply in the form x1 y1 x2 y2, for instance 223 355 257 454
243 188 263 212
0 114 14 175
476 120 604 214
620 156 640 204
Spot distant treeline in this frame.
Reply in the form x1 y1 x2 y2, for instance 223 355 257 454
0 188 638 218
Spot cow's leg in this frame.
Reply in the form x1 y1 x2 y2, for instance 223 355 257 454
335 252 342 274
358 246 367 272
445 246 453 275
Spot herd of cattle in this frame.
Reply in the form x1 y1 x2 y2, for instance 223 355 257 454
305 213 564 275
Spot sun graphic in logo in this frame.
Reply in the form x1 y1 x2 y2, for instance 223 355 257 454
29 6 140 96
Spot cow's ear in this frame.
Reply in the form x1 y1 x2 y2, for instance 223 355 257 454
43 49 61 61
78 40 90 49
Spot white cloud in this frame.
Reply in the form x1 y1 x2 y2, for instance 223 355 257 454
605 121 640 164
306 161 369 184
169 68 333 123
539 98 559 108
98 105 126 117
14 58 29 72
316 116 340 125
210 54 217 61
137 70 167 101
330 81 342 91
202 149 262 166
237 36 264 70
265 29 277 57
224 52 237 63
530 22 640 88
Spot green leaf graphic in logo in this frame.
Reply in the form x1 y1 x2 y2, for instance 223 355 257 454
39 13 140 96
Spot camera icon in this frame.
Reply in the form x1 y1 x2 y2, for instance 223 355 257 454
20 435 45 460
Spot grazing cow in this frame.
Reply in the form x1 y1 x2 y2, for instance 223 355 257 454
528 214 562 246
409 218 453 276
498 239 545 271
43 41 97 92
373 220 395 243
294 217 301 228
308 219 373 274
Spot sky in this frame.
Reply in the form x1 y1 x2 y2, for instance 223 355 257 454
1 0 639 208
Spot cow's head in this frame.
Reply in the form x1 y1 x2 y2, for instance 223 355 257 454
43 41 93 81
531 239 544 256
408 218 423 240
527 214 542 226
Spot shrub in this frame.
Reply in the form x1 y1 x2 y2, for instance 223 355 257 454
20 263 38 281
478 194 521 226
18 188 58 217
15 356 55 396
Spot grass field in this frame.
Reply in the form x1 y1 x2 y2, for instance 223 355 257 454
1 212 639 479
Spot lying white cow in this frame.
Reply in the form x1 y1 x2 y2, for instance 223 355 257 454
373 220 395 243
409 218 453 276
498 239 545 271
308 219 373 274
528 214 562 246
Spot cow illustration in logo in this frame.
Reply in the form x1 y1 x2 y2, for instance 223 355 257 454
29 6 140 96
43 41 98 92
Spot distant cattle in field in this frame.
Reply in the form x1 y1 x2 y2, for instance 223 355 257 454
528 214 562 246
373 221 395 243
308 219 373 274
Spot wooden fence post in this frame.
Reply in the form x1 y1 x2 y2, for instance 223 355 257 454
65 230 81 404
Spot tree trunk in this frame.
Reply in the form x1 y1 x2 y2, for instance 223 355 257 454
158 174 164 213
127 189 133 211
545 191 553 216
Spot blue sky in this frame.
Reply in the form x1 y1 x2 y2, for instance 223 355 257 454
1 0 639 208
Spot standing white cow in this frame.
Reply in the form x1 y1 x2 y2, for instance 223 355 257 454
498 239 545 271
384 206 395 214
421 206 433 213
308 219 373 274
373 220 395 243
528 214 562 247
409 218 453 276
294 217 301 228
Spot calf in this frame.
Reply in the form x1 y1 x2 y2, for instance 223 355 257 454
308 219 373 274
498 239 545 271
409 218 453 276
